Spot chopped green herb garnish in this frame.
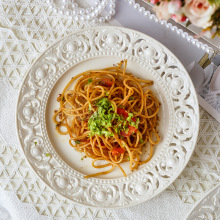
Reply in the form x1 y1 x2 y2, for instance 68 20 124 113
127 113 134 122
95 97 111 108
75 140 81 144
88 98 116 137
104 91 109 96
34 142 37 145
111 103 115 111
88 103 92 111
129 96 135 100
81 156 87 160
45 153 50 157
128 157 130 160
88 97 140 137
88 78 92 84
139 139 144 144
129 118 140 129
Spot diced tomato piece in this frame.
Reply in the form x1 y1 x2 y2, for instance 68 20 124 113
129 126 137 133
99 78 114 87
117 147 125 154
117 108 128 118
121 131 130 137
117 108 136 122
121 126 137 137
111 147 125 156
120 131 131 137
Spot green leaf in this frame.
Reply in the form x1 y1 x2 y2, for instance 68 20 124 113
88 78 92 84
34 141 37 145
186 20 191 27
139 139 144 144
75 140 81 144
45 153 50 157
208 0 220 6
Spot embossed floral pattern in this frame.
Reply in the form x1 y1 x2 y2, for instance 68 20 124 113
29 61 58 89
57 37 90 62
18 97 40 127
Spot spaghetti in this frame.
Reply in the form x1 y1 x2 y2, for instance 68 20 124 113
53 60 160 178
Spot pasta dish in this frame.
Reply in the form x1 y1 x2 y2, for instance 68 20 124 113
53 60 160 178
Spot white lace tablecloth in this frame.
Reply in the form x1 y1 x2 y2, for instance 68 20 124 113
0 1 220 219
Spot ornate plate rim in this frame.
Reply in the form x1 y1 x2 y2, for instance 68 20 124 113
16 26 200 209
185 183 220 219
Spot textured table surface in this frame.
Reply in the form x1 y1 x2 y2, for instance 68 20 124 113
0 0 220 219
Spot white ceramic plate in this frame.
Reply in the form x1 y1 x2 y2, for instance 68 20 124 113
16 26 199 208
186 184 220 220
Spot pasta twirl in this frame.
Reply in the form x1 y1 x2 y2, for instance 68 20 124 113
53 60 160 178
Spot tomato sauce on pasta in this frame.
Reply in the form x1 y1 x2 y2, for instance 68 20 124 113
53 60 160 178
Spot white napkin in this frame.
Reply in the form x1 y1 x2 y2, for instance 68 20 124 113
186 61 220 123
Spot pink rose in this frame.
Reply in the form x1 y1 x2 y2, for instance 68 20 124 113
153 1 171 20
168 0 182 14
150 0 160 4
184 0 216 28
153 0 183 20
171 14 187 22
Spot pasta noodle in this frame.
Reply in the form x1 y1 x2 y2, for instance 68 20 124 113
53 60 160 178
